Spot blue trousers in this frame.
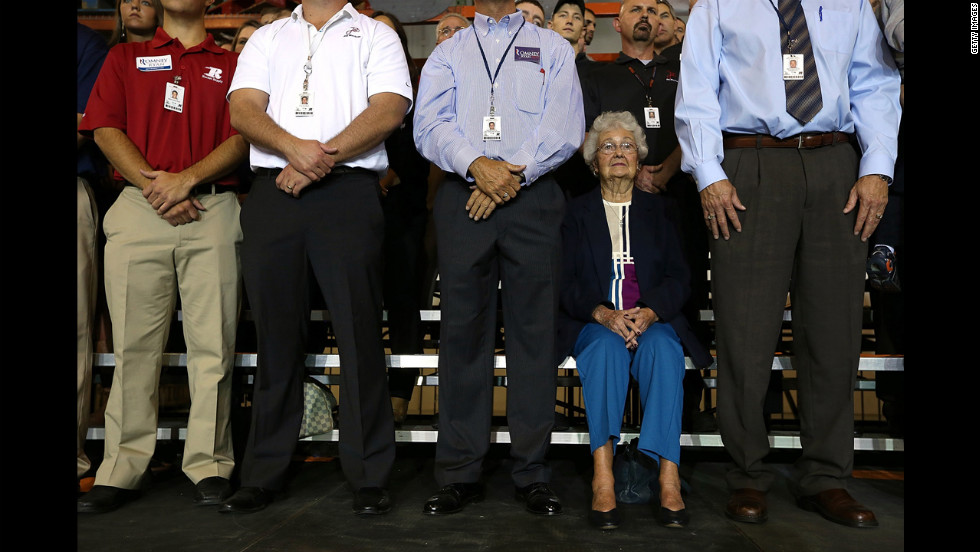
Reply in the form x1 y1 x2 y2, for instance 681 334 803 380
573 322 685 465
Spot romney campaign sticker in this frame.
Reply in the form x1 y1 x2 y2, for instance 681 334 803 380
136 55 173 71
514 47 540 63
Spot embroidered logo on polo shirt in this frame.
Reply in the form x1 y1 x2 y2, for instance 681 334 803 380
202 67 224 83
514 47 540 63
343 27 361 38
666 70 679 83
136 55 173 71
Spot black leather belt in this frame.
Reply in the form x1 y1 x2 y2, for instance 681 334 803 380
253 166 375 177
722 131 851 149
125 182 238 194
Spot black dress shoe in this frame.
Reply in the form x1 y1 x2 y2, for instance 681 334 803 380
219 487 275 514
194 477 232 506
588 508 622 530
353 487 391 515
77 485 139 514
515 482 562 515
422 483 484 515
657 506 690 528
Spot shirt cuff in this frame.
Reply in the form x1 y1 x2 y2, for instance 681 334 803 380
858 154 896 183
451 146 484 183
509 150 537 186
693 162 728 192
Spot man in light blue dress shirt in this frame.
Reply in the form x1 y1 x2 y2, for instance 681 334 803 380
675 0 900 529
414 0 584 517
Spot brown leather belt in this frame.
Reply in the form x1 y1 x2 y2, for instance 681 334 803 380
722 131 851 149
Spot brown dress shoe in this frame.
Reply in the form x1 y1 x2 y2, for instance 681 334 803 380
726 488 768 523
797 489 878 528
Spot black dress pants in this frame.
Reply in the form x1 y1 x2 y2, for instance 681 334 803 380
238 170 395 491
432 175 564 488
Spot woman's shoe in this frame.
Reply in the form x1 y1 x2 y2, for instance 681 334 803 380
588 507 622 530
657 506 689 528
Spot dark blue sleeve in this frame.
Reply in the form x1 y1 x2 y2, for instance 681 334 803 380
77 22 109 114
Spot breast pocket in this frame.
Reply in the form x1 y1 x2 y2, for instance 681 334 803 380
810 8 857 55
512 63 543 114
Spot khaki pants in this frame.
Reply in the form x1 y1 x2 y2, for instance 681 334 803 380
96 186 241 489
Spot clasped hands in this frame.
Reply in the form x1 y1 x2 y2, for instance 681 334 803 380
277 139 340 197
140 168 205 227
592 305 658 350
465 156 525 221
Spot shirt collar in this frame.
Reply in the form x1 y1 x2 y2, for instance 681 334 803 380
149 27 225 55
474 10 524 37
615 51 667 66
292 2 356 31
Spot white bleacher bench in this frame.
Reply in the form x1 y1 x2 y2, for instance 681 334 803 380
89 309 904 452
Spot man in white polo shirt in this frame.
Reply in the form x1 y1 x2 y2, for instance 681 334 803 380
220 0 412 515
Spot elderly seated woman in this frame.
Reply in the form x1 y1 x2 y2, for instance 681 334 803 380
558 111 712 530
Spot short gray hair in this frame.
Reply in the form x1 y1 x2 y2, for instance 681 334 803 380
582 111 649 167
435 13 470 37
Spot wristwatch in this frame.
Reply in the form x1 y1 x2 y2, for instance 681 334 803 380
517 172 526 184
875 174 892 184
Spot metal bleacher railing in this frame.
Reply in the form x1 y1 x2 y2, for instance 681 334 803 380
87 308 905 453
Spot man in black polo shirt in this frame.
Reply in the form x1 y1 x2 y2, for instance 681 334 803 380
580 0 713 430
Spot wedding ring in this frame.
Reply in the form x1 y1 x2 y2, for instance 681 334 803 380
707 214 715 220
503 192 509 198
875 213 882 219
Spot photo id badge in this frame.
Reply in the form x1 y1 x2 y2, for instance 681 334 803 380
783 54 804 81
644 107 660 129
295 91 314 117
483 116 501 141
164 82 184 113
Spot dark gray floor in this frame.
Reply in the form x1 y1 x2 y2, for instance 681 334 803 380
76 442 903 552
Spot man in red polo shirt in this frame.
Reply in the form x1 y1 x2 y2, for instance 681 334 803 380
77 0 247 514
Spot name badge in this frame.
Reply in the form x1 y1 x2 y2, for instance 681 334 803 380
137 55 173 72
295 91 314 118
514 46 540 64
644 107 660 129
483 116 501 141
164 82 184 113
783 54 804 81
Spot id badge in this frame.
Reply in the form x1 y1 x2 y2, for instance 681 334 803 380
295 91 314 117
483 116 501 141
644 107 660 129
164 82 184 113
783 54 804 81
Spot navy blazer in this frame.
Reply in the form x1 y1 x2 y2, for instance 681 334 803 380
557 187 713 369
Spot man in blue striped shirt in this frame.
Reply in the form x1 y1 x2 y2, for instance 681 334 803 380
414 0 584 517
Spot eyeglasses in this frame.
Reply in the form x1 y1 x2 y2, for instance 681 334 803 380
438 26 466 37
597 141 638 155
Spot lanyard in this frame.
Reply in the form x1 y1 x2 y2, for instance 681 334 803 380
474 17 525 116
302 19 332 92
627 64 658 107
767 0 797 53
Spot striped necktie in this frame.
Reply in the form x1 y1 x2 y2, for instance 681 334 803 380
780 0 822 123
